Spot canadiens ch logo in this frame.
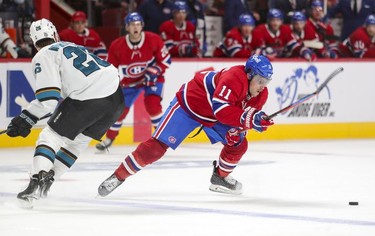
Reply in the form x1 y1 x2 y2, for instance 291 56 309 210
120 62 148 78
275 65 335 118
168 136 176 144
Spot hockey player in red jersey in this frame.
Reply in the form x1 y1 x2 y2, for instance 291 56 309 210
213 14 262 58
305 0 339 58
253 8 315 61
290 12 320 45
339 14 375 58
96 12 171 151
159 1 201 57
59 11 107 59
98 55 274 196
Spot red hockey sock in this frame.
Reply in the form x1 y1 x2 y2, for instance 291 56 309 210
114 138 168 180
217 139 248 177
106 107 130 140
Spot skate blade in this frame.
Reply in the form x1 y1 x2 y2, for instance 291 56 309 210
17 198 35 209
209 184 242 195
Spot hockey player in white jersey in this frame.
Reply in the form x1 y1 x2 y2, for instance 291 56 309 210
5 19 124 208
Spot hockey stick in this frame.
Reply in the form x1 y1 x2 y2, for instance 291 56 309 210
0 111 52 136
303 40 324 49
0 129 8 135
1 97 53 135
265 66 344 120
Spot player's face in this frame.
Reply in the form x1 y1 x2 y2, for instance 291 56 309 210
311 7 323 21
240 25 254 37
126 21 143 39
292 21 305 32
269 18 282 31
248 74 270 97
72 21 86 34
174 11 187 24
366 25 375 37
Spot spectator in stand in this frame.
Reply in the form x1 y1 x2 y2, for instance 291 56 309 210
205 0 225 16
339 14 375 58
0 21 18 58
328 0 375 40
268 0 310 24
290 11 320 48
59 11 107 59
305 0 339 58
254 8 315 61
251 0 270 24
159 1 201 57
174 0 207 56
213 14 262 57
223 0 260 34
138 0 174 33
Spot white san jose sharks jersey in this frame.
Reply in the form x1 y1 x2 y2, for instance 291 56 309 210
27 41 119 118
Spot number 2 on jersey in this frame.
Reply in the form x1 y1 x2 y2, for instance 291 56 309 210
63 46 110 76
219 85 232 100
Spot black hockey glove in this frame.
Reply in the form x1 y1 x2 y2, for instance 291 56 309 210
7 110 38 138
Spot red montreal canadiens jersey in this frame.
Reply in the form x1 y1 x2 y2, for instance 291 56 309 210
176 65 268 128
289 25 320 43
305 19 337 56
59 28 107 58
253 24 300 57
339 27 375 58
213 27 262 57
159 20 200 57
107 31 171 87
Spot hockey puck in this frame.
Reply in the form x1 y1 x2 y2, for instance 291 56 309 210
349 202 359 206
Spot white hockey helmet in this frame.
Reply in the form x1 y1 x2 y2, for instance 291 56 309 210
30 18 59 47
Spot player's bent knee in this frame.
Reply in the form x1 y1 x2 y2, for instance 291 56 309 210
133 138 168 166
221 138 248 162
144 95 162 116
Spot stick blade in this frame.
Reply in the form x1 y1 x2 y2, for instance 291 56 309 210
316 67 344 94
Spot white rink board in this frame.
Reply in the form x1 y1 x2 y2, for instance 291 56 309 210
1 60 374 129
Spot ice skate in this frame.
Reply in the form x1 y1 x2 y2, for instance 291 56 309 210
98 173 124 197
96 138 113 151
39 170 55 198
17 170 55 208
209 161 243 195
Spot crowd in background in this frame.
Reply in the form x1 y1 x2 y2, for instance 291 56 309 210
0 0 375 59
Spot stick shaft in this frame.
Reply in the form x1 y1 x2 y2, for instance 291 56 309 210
266 67 344 120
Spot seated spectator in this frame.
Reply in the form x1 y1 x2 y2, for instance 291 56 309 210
205 0 225 16
223 0 259 34
59 11 107 59
339 14 375 58
0 21 17 58
305 0 339 58
254 8 314 61
328 0 375 40
268 0 310 24
159 1 201 57
138 0 174 33
213 14 262 57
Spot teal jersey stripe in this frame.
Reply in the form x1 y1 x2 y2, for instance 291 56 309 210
36 90 61 101
56 150 76 167
34 146 55 161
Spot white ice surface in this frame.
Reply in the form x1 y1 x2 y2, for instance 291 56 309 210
1 139 375 236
